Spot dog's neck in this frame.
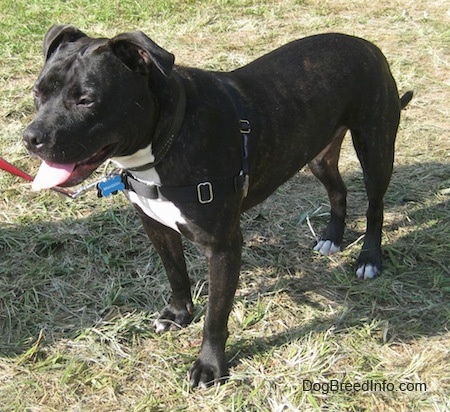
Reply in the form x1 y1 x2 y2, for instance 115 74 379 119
115 72 186 173
111 144 155 170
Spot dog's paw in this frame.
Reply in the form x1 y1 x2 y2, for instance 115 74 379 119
313 239 340 256
356 263 380 279
154 302 194 333
188 357 228 389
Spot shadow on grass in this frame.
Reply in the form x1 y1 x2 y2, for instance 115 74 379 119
0 204 165 355
0 162 448 360
229 161 449 362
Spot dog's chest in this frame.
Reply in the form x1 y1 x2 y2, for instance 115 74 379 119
124 169 186 233
126 186 186 233
111 147 186 233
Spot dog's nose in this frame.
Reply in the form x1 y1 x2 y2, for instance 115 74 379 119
23 124 47 152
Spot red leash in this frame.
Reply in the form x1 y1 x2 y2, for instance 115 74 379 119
0 157 34 181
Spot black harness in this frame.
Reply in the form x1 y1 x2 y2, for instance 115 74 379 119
114 75 251 205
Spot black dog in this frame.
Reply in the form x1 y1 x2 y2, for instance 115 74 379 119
23 25 412 388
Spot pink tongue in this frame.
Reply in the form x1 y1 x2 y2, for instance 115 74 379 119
32 161 76 191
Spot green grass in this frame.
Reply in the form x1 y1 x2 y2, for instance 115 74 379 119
0 0 449 411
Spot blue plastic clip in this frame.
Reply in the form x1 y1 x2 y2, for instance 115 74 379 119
97 174 125 197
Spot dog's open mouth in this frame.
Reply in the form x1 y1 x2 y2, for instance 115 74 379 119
32 145 116 190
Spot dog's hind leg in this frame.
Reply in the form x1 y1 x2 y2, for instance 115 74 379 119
350 120 398 279
308 127 348 256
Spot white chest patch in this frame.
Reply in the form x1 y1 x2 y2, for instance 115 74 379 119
111 145 187 233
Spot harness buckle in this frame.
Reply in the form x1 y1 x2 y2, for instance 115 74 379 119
239 119 251 134
197 182 214 204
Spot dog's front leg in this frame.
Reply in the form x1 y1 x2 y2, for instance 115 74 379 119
138 213 194 332
189 229 243 388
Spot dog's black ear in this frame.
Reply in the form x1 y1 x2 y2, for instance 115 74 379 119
43 25 87 61
109 31 174 78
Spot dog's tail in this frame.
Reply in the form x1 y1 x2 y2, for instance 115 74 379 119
400 91 414 109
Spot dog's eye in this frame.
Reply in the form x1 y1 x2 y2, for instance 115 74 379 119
33 88 43 108
76 95 95 107
33 88 41 101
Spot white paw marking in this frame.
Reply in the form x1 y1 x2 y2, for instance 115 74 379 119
154 319 167 334
198 381 209 390
356 264 379 279
154 318 182 333
314 240 340 256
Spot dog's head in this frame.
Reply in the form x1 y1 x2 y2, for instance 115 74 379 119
23 25 175 189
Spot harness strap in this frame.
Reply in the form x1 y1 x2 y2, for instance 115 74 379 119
224 78 251 198
123 172 247 204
